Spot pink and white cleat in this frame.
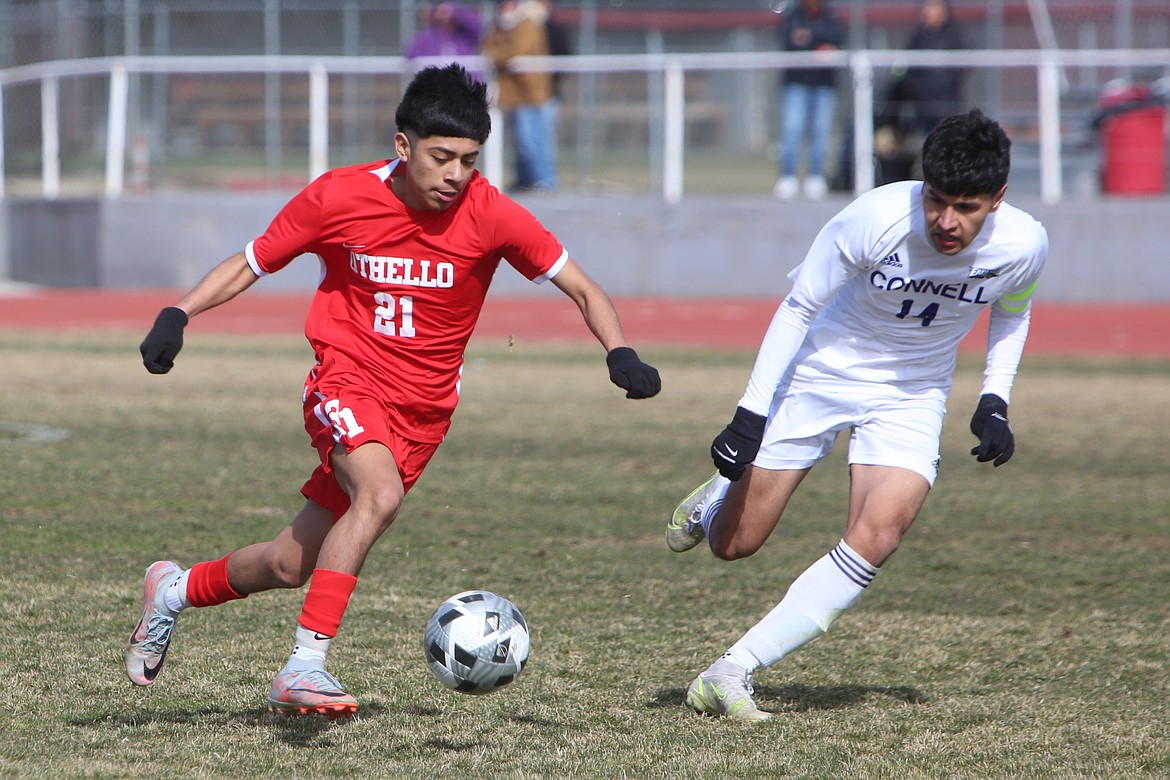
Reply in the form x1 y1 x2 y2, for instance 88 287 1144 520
267 667 358 719
125 561 183 686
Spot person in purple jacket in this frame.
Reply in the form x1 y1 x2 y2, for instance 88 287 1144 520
406 2 484 81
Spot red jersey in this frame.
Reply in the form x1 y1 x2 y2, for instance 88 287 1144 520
246 159 567 443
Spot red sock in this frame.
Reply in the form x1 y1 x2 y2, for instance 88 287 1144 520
186 554 246 608
298 569 358 637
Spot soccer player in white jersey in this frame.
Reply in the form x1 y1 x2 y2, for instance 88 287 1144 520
667 109 1047 721
125 64 660 718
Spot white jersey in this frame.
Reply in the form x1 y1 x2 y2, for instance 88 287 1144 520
740 181 1048 415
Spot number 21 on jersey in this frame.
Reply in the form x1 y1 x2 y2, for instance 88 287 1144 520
374 292 416 337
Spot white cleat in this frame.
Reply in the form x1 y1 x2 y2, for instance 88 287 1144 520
685 671 773 722
666 474 721 552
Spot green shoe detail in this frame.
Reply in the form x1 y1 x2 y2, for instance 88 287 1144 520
685 672 773 722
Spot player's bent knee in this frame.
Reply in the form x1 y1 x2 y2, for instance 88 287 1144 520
709 536 765 562
711 547 751 562
350 484 403 531
848 526 906 568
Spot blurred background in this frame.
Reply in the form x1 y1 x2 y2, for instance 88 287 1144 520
1 1 1167 298
1 0 1166 198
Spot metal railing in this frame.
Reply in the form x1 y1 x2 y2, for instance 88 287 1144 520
1 48 1168 204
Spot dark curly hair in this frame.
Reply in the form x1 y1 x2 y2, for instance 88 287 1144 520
395 64 491 143
920 108 1011 196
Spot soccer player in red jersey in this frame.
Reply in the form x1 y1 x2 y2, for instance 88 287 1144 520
127 64 661 717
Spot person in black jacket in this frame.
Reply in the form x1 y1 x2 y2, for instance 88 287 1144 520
540 0 570 187
773 0 846 201
900 0 967 138
870 0 967 185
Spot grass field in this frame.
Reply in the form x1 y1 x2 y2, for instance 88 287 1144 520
2 330 1168 779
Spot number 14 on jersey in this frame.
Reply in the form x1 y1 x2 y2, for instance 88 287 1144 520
895 299 939 327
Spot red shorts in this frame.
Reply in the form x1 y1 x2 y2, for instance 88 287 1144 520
300 361 442 521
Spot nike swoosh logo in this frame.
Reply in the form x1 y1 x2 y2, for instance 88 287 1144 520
130 617 168 681
143 653 166 681
698 678 730 707
313 632 332 641
715 444 739 463
288 687 348 698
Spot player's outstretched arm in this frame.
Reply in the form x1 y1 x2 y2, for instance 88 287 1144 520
140 251 259 374
550 257 661 399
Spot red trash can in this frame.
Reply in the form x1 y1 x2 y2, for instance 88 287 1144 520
1097 84 1166 195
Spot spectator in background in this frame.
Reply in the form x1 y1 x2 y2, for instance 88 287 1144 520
900 0 967 139
483 0 558 192
773 0 846 201
872 0 966 186
872 68 922 186
406 2 483 79
540 0 571 182
542 0 571 94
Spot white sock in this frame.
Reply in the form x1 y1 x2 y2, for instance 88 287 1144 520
162 569 191 614
698 475 732 536
286 623 331 671
723 539 879 674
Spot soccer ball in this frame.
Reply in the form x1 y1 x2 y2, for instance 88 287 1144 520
423 590 530 695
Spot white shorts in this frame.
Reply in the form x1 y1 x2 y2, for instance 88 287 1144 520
754 369 946 486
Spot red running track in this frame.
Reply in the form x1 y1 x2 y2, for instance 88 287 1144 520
0 289 1168 357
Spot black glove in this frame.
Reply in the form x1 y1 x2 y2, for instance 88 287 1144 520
969 393 1014 466
606 347 661 399
711 406 767 481
140 306 189 374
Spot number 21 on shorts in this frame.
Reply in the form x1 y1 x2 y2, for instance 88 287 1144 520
321 398 365 440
